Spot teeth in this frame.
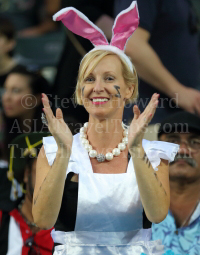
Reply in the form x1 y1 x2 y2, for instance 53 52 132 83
92 98 108 102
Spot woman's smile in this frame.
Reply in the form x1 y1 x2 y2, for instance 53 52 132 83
91 97 110 105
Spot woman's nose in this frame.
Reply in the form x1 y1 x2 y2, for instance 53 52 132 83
93 80 104 93
2 90 12 103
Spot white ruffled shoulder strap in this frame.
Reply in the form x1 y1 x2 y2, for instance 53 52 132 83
43 136 58 166
43 134 81 174
142 139 179 171
43 135 179 172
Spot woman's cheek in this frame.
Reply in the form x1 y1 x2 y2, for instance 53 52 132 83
21 94 36 110
82 85 92 96
15 96 24 108
2 94 6 105
82 86 91 105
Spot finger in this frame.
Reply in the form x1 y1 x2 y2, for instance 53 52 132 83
150 93 159 108
56 108 63 120
143 93 159 116
149 94 159 114
42 94 55 125
143 94 159 124
133 105 140 119
42 93 54 117
41 93 50 108
148 99 158 122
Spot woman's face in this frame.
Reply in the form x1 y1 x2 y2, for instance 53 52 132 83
2 73 36 118
81 55 134 120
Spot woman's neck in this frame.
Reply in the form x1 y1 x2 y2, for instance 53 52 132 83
87 117 124 154
0 55 16 75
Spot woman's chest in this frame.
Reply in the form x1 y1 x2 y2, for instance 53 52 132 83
91 155 129 174
69 154 129 181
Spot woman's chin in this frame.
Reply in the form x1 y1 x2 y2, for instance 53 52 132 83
4 111 18 118
85 103 123 120
89 109 110 119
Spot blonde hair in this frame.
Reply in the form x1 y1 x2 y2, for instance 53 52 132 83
75 50 138 105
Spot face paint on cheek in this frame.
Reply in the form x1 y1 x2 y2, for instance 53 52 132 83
114 85 121 98
82 86 85 97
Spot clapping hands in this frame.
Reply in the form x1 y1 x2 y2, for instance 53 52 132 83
42 93 73 151
128 93 159 151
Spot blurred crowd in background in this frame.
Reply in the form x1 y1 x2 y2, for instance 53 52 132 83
0 0 200 254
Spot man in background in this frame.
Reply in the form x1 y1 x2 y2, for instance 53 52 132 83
152 111 200 255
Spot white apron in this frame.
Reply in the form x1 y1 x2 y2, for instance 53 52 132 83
43 133 179 255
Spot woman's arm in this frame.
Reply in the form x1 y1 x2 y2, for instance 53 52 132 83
32 145 70 229
131 147 169 223
32 93 73 229
128 93 170 223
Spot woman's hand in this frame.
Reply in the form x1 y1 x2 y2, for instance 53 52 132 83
128 93 159 152
42 93 73 151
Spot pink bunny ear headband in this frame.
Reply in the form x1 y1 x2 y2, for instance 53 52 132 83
53 1 139 72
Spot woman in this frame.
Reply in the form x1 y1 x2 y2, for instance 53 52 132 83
33 3 179 254
2 65 51 160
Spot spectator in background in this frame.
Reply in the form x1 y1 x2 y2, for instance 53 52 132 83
0 19 24 159
152 111 200 255
0 17 19 90
0 133 53 255
2 66 51 161
114 0 200 125
0 67 51 236
53 0 114 130
0 0 60 37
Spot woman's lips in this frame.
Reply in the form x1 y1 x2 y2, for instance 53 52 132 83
91 97 109 105
92 101 108 105
4 106 13 111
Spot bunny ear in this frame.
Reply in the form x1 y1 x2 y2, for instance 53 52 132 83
110 1 139 51
53 7 109 47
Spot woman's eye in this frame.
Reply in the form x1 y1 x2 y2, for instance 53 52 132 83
85 77 94 82
12 88 21 93
106 77 114 81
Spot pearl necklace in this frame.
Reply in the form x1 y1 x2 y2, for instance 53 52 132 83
80 122 128 162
